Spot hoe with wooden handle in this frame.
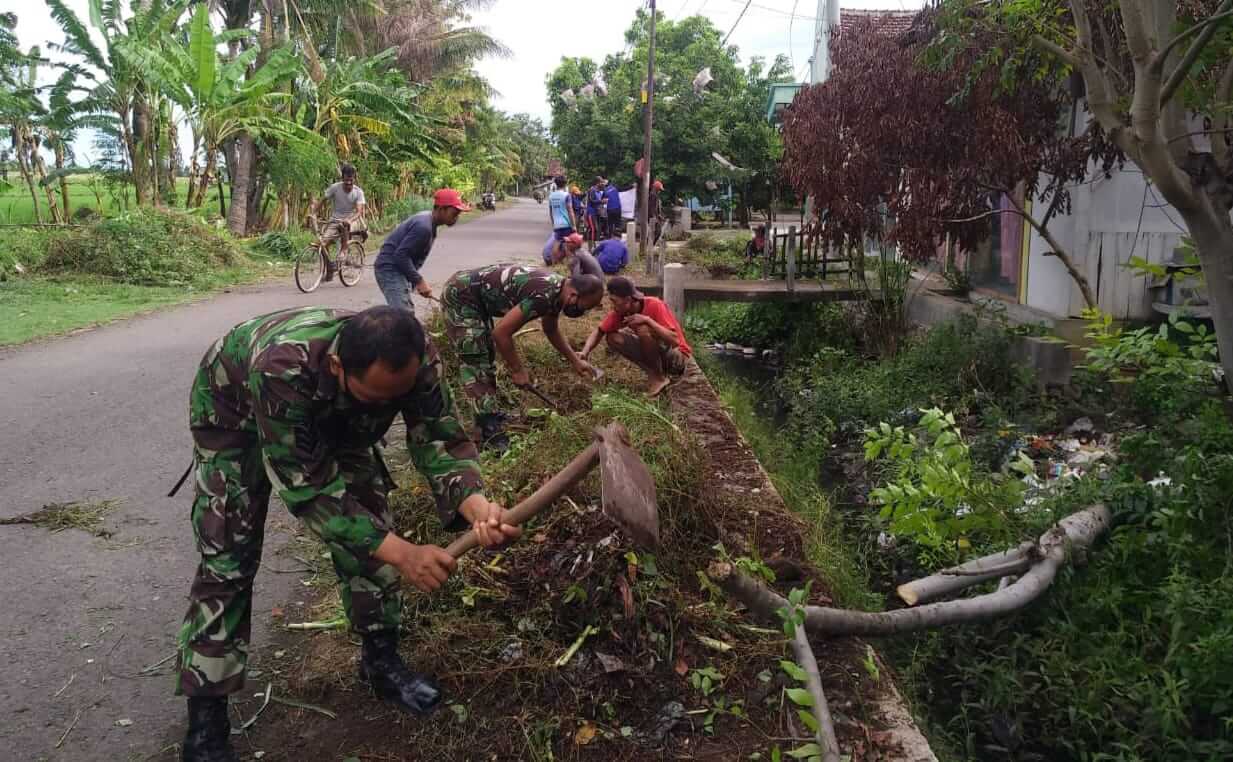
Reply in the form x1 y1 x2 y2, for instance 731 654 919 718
444 422 660 558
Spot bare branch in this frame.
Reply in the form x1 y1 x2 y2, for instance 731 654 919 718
1157 0 1233 106
1031 33 1080 67
1004 192 1097 308
1167 128 1233 144
709 505 1112 638
898 544 1035 606
790 627 842 762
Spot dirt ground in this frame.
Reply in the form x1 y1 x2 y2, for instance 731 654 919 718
219 313 931 761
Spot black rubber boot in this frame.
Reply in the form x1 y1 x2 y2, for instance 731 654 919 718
477 413 510 453
358 631 442 716
182 697 238 762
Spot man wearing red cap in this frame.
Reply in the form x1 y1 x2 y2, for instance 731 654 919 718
580 275 692 397
374 189 471 310
543 232 604 278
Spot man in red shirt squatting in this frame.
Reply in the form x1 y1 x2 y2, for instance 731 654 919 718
580 276 692 397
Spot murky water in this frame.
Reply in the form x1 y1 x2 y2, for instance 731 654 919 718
704 349 789 426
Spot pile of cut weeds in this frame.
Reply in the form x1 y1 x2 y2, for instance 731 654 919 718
235 314 889 761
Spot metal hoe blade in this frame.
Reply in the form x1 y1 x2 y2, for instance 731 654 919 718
595 423 660 548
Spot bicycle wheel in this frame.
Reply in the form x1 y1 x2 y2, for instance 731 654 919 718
294 245 326 293
339 242 365 287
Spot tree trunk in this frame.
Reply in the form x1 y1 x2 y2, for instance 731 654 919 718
132 101 151 205
14 136 43 224
54 141 71 222
217 168 227 219
186 135 201 209
246 163 267 232
163 117 180 206
28 135 63 224
1185 212 1233 390
227 134 254 234
193 148 216 210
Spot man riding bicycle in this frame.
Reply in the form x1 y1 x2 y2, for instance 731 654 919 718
313 163 367 265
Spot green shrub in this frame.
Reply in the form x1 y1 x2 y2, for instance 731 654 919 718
38 209 243 286
378 194 432 230
685 302 856 361
0 228 55 279
779 313 1036 441
863 408 1035 569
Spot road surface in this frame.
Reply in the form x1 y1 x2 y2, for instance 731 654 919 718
0 200 548 761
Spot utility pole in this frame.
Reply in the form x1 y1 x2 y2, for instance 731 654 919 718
638 0 657 262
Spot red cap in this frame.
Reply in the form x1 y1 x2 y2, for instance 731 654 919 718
652 180 664 191
564 232 584 248
433 188 472 212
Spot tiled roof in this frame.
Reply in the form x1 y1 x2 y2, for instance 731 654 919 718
837 8 918 38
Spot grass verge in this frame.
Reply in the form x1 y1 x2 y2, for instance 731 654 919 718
697 351 877 611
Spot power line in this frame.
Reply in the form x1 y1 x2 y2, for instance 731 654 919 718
788 0 800 71
719 0 816 21
722 0 754 45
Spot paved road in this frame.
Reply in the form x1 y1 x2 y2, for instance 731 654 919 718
0 200 547 761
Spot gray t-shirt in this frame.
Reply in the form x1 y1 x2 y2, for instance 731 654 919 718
324 182 366 220
570 250 604 279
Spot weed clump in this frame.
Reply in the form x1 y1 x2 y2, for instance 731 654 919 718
39 209 244 286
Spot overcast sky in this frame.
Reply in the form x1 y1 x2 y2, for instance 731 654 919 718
12 0 925 161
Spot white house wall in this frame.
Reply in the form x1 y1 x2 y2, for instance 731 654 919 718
1026 165 1187 320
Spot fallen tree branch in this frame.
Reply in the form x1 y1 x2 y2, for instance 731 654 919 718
897 542 1034 606
790 626 842 762
899 506 1111 605
710 505 1111 637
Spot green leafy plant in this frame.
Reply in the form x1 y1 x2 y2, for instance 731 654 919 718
1079 308 1222 414
864 408 1031 566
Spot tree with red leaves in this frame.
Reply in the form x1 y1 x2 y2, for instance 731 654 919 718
780 13 1118 307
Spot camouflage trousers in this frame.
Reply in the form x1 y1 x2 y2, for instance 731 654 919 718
442 280 500 417
175 434 401 698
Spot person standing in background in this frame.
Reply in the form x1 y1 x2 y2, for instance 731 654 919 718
547 176 575 240
604 179 623 240
587 177 607 242
569 184 587 239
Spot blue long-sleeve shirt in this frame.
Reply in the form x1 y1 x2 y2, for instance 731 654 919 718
605 185 622 214
595 239 628 274
374 211 436 285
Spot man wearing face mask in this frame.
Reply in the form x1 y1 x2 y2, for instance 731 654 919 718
442 264 604 451
174 306 519 762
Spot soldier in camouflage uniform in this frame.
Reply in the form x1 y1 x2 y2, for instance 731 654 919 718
175 306 520 762
441 264 604 450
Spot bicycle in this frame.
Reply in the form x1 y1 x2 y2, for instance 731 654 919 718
295 219 366 293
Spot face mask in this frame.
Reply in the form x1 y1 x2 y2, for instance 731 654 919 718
563 302 586 318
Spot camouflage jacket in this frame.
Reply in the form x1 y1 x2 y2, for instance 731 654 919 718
190 307 483 556
451 264 564 322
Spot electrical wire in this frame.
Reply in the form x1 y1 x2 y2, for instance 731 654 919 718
720 0 815 20
788 0 800 71
722 0 754 45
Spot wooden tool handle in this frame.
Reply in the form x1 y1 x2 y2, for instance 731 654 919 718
444 441 600 558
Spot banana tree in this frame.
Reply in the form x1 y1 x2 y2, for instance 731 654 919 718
119 3 323 222
46 0 190 206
